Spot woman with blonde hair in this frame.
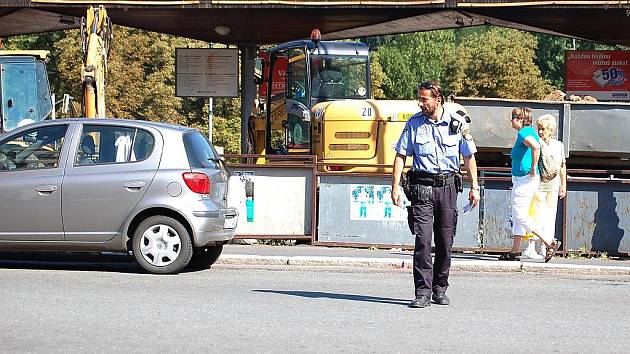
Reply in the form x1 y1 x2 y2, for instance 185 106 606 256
523 114 566 259
500 108 560 262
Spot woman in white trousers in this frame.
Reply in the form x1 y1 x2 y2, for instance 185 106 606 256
500 108 560 262
523 114 566 260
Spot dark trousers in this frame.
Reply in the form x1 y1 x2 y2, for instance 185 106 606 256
407 183 458 297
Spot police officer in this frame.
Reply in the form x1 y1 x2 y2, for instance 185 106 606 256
391 80 480 308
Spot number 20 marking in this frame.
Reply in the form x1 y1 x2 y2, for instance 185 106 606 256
362 107 373 117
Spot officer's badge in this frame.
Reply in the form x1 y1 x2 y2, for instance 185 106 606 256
449 119 460 134
462 127 473 141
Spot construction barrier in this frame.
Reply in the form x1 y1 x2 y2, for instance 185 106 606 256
225 155 630 255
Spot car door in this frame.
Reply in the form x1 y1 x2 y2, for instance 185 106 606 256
0 123 71 241
61 123 160 242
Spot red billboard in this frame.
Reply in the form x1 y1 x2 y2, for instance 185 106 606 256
258 51 288 97
565 50 630 101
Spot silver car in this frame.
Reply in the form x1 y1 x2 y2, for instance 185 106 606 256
0 118 238 274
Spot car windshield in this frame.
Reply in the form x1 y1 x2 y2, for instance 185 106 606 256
310 55 369 99
183 130 221 169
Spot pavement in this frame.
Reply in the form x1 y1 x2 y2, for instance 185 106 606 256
220 244 630 276
2 244 629 276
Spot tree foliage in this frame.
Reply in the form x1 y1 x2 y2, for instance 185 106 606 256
448 28 552 99
374 31 456 99
369 53 386 99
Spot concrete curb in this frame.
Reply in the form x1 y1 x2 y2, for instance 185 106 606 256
451 260 522 273
522 262 630 276
217 254 630 276
217 254 290 266
288 256 406 268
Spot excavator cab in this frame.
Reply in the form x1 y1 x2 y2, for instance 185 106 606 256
254 33 371 157
310 54 369 102
0 51 53 133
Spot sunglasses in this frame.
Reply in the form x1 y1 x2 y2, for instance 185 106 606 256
418 81 435 90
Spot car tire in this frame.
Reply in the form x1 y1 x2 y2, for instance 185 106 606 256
132 215 193 274
187 244 224 270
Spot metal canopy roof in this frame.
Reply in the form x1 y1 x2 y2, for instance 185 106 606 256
0 1 629 46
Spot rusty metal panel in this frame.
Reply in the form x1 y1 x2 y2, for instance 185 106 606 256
481 178 565 251
480 180 513 249
454 97 564 152
455 185 481 248
455 97 630 162
565 182 630 255
569 103 630 157
317 175 479 248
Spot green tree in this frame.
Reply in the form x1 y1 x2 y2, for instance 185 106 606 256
534 34 573 90
375 31 456 99
448 28 552 99
370 53 386 99
208 97 241 153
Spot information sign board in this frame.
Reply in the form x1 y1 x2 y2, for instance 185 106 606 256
175 48 238 97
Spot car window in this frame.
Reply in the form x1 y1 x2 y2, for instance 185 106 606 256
75 125 155 166
132 129 155 161
183 130 221 169
0 124 68 171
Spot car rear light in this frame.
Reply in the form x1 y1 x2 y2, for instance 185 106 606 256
182 172 210 194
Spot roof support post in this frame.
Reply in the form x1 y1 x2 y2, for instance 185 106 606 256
240 45 258 154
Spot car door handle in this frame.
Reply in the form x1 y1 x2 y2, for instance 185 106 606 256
35 185 58 194
123 181 146 190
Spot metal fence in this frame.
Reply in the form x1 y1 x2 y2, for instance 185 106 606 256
225 155 630 255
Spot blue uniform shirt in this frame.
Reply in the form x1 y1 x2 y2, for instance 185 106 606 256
395 107 477 174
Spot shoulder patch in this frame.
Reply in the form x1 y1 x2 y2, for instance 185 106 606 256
455 110 471 123
462 127 473 141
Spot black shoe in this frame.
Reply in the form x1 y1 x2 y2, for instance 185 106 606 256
409 295 431 308
432 292 450 305
498 252 520 261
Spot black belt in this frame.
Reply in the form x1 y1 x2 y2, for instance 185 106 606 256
410 171 455 187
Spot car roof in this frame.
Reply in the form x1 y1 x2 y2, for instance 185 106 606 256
26 118 196 133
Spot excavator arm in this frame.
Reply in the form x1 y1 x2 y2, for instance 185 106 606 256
81 5 111 118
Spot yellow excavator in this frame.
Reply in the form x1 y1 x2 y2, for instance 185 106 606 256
80 5 112 119
252 30 469 172
0 5 110 133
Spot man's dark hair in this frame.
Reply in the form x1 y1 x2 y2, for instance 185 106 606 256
418 80 444 102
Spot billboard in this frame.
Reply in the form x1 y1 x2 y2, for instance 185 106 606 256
258 51 288 97
565 50 630 101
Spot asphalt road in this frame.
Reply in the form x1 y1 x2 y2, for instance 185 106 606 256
1 263 628 353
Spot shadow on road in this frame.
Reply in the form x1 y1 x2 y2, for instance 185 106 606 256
389 251 499 261
253 289 409 305
0 252 141 274
0 252 214 274
451 253 500 261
